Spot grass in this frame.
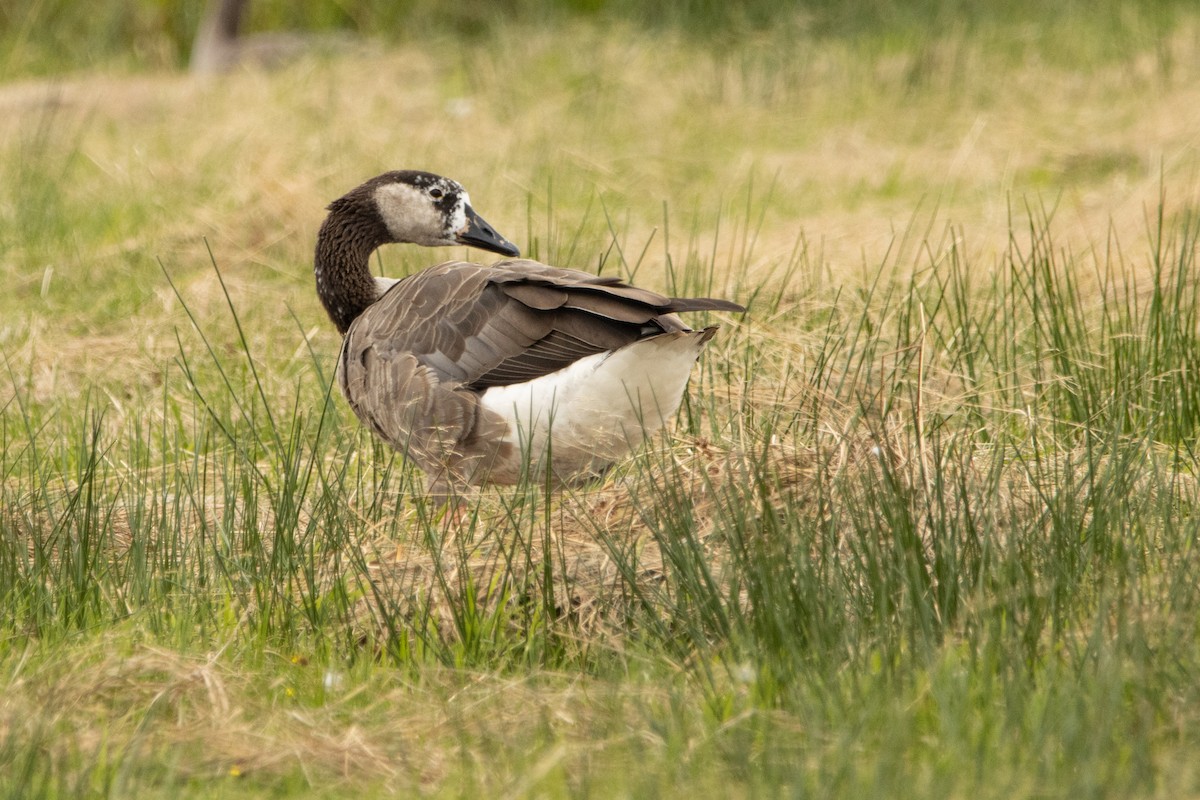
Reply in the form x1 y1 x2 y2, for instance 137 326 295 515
3 5 1200 798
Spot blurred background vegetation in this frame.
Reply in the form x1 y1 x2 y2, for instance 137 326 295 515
1 0 1193 78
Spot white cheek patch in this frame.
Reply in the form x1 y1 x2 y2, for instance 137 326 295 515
449 192 470 235
373 183 451 246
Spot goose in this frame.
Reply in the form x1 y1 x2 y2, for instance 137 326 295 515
314 170 745 499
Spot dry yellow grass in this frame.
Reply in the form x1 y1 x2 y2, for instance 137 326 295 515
3 21 1197 423
2 16 1195 589
5 16 1200 794
0 632 715 792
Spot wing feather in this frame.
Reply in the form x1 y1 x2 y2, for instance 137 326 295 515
343 259 743 396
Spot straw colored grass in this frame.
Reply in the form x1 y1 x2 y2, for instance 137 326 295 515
5 10 1200 798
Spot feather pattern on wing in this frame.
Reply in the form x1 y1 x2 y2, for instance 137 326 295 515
349 258 741 393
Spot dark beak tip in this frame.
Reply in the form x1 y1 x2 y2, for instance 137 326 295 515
459 207 521 258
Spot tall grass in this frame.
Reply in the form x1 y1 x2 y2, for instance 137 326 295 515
3 8 1200 792
3 190 1200 794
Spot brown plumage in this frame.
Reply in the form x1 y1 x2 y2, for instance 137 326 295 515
314 170 745 499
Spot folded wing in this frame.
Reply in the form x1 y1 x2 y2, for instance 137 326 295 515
348 258 744 392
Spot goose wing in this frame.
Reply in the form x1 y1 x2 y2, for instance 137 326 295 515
346 259 743 391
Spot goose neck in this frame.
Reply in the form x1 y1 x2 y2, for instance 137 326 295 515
314 210 390 335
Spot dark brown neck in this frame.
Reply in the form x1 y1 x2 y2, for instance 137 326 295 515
314 205 391 335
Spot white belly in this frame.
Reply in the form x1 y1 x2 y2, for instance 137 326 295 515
478 331 710 481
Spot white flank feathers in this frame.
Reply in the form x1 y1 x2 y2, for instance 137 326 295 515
479 330 709 480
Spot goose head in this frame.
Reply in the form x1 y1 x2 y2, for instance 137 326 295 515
326 170 519 256
315 170 520 333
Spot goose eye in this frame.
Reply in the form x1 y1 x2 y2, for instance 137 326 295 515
429 188 444 199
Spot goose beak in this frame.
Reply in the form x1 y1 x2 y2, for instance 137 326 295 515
457 206 520 258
